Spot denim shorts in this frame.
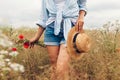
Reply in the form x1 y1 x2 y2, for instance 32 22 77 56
44 21 75 46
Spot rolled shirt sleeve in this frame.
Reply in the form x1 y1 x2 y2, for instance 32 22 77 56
36 0 48 28
77 0 87 15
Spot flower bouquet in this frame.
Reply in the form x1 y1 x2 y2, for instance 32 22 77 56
17 34 45 49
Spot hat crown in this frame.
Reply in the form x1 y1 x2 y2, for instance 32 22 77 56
76 33 91 52
67 26 91 59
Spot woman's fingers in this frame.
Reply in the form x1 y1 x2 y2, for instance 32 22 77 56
29 38 36 48
29 41 35 48
30 43 34 48
75 20 84 32
78 21 84 32
75 22 78 31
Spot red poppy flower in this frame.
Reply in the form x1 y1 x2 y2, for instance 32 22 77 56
23 42 29 48
12 48 17 51
18 34 24 40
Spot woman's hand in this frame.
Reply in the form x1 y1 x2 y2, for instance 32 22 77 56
29 26 44 48
75 18 84 32
75 10 86 33
29 38 38 48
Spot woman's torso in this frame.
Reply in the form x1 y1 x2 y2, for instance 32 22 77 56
54 0 65 11
46 0 78 26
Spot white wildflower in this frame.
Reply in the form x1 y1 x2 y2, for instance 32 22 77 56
4 59 10 62
0 32 13 47
0 55 4 60
0 50 9 55
9 63 19 71
9 63 25 72
2 67 11 71
9 51 19 57
0 39 13 47
19 65 25 72
0 55 5 67
8 62 12 65
0 61 5 67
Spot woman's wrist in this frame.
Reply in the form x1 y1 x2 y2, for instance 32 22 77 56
31 37 39 42
78 17 84 22
34 27 44 41
78 10 86 21
79 10 86 16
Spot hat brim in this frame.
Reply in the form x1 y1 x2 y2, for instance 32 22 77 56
67 27 86 60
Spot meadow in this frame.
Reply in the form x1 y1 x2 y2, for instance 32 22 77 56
0 20 120 80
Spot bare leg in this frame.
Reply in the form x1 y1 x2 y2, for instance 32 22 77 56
46 45 60 80
56 44 70 80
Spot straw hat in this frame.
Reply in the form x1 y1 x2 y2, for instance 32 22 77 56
67 27 91 60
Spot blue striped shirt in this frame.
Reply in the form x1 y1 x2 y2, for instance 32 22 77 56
36 0 87 40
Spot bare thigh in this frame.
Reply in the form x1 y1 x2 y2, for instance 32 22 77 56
46 45 60 67
56 44 70 72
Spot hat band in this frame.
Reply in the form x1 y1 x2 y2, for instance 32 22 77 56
73 33 84 54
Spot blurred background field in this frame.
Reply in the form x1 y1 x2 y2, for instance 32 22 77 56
0 20 120 80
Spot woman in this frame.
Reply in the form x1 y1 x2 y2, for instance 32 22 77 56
29 0 87 80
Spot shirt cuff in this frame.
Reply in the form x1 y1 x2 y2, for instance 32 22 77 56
36 20 46 28
79 8 87 16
